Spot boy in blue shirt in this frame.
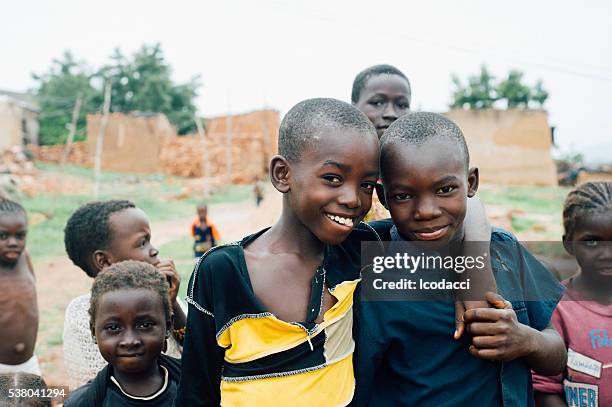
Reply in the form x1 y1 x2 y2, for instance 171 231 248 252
353 112 567 406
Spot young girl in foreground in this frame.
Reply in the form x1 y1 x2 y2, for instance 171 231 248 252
64 261 181 406
533 181 612 407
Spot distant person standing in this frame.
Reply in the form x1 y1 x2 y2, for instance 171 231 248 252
253 176 265 207
192 203 220 259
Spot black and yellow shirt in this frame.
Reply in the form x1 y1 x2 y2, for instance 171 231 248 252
174 223 378 407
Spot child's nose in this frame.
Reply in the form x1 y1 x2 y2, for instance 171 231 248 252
337 186 361 209
597 242 612 260
119 329 142 347
413 197 442 220
6 236 19 247
382 103 398 120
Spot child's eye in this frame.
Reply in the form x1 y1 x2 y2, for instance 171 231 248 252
105 324 121 333
139 321 156 329
322 175 342 185
16 232 26 240
396 102 410 110
436 186 456 195
584 240 599 247
0 233 7 240
394 193 412 201
361 182 375 194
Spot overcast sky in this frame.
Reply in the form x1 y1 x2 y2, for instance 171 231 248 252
2 0 611 162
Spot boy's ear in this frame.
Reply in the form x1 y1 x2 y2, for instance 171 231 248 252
89 322 97 343
270 155 291 193
375 182 388 209
467 167 479 198
93 250 112 273
562 235 574 255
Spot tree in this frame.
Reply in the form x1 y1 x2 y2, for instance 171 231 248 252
450 66 549 110
450 65 497 109
531 80 549 107
100 44 200 134
32 51 100 145
33 44 201 145
497 70 531 108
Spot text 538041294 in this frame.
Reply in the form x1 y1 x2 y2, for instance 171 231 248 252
8 386 67 399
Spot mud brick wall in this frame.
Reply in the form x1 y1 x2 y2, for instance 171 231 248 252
86 113 175 174
445 109 557 186
577 171 612 185
159 110 279 183
32 110 280 184
28 142 92 166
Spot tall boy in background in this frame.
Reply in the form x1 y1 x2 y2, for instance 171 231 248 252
352 64 412 221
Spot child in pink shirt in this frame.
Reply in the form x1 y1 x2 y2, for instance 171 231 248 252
533 182 612 407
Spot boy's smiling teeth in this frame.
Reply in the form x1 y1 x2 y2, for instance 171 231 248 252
326 213 354 227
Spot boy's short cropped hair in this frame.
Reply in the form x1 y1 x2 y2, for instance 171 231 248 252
89 260 172 329
351 64 411 104
380 112 470 167
278 98 376 162
64 200 135 277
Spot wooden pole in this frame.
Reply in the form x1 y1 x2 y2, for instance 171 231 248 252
61 93 82 167
93 81 111 199
194 115 210 196
259 109 271 176
225 111 233 183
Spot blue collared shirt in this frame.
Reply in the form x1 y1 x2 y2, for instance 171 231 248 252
352 220 564 407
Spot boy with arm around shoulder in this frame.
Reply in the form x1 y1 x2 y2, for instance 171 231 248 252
175 98 381 406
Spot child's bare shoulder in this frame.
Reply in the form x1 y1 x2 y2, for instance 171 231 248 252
0 255 36 284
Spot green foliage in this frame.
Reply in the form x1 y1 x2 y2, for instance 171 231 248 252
497 70 531 108
478 186 570 215
101 44 200 135
32 44 200 145
32 51 100 145
157 237 195 301
451 66 497 109
510 216 538 232
450 65 549 110
531 80 549 107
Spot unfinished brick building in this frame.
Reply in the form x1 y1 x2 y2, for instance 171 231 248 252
159 110 279 183
33 110 280 184
445 109 557 186
34 108 557 187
